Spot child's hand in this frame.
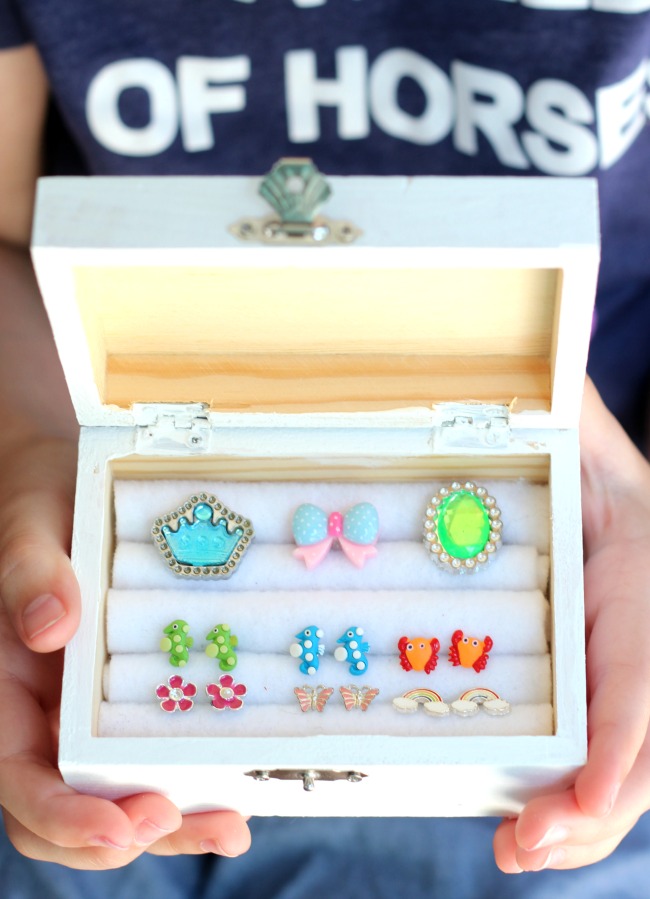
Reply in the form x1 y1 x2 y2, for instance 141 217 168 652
0 244 251 868
0 434 251 868
494 377 650 871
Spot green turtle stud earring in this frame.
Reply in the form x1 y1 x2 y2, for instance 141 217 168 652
423 481 502 572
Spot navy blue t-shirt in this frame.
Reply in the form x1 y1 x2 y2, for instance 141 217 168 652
2 0 649 438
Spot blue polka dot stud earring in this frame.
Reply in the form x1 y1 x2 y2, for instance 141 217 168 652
334 627 370 676
292 502 379 569
289 625 325 676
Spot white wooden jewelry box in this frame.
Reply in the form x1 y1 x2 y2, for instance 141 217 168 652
32 168 599 817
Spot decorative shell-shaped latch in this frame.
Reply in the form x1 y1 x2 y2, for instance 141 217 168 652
230 158 361 246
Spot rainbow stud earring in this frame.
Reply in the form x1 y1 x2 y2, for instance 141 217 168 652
453 688 510 717
392 689 449 717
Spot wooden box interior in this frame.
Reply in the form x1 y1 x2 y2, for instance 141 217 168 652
73 264 561 414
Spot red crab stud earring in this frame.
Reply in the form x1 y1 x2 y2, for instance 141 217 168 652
448 629 493 673
397 636 440 674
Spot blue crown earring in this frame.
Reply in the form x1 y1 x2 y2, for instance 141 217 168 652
152 493 254 578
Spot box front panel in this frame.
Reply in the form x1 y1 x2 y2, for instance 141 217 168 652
60 428 586 816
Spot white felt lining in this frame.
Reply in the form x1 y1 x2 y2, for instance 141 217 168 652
105 653 552 705
102 478 553 739
98 702 554 738
107 589 549 655
113 543 549 592
114 480 550 551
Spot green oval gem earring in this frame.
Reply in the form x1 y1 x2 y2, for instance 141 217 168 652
423 481 502 572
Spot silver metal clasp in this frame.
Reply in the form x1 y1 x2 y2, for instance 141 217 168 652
246 769 367 791
133 403 211 454
230 158 361 246
433 402 511 450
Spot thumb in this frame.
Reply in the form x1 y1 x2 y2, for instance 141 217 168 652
0 435 80 652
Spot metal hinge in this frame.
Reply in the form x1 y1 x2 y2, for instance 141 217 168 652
434 402 511 450
133 403 211 454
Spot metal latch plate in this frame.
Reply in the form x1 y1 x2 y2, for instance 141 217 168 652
133 403 211 454
246 769 367 792
434 402 511 449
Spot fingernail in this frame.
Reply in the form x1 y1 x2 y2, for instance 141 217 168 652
605 783 620 815
88 836 131 851
23 594 66 640
530 824 570 850
200 839 235 857
134 818 174 846
540 846 567 869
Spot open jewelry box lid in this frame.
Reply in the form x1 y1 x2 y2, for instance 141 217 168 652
31 166 600 432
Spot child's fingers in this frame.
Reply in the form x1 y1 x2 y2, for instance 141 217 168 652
2 806 249 869
0 661 186 866
575 551 650 817
3 803 177 871
115 793 183 848
494 814 628 873
0 764 136 854
2 795 181 869
145 810 252 858
514 833 625 872
494 740 650 873
577 380 650 816
0 676 135 851
514 782 644 853
492 819 523 873
0 438 80 652
1 811 140 870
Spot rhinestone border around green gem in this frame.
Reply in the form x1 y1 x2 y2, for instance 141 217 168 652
422 481 502 572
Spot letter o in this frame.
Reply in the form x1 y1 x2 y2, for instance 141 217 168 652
369 49 453 146
86 59 178 157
